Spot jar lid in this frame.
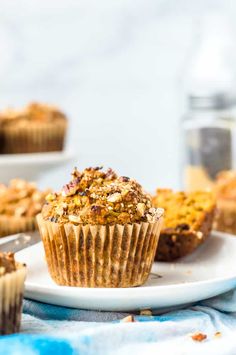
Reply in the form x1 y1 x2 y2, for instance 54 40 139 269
188 91 235 110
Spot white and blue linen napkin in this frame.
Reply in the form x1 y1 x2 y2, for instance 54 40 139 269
1 289 236 354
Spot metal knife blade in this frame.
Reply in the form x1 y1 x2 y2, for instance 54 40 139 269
0 232 41 253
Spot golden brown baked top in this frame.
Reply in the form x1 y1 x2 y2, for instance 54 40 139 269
152 189 216 231
214 170 236 200
42 167 163 225
0 102 67 126
0 179 50 217
0 252 16 276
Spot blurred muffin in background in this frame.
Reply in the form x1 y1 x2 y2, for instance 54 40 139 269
0 102 67 154
0 252 26 334
214 170 236 235
37 166 163 288
152 189 216 261
0 179 49 237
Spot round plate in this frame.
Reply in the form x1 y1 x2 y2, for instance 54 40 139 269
0 151 74 183
16 231 236 311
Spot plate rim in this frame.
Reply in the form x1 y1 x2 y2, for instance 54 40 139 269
18 230 236 294
0 150 75 165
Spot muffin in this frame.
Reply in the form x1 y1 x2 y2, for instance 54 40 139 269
0 179 49 237
213 170 236 234
0 252 26 334
0 102 67 154
152 189 216 261
37 167 164 288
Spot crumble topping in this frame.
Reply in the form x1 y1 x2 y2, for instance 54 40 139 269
0 252 16 276
0 179 50 217
42 167 163 225
0 102 66 125
152 189 216 230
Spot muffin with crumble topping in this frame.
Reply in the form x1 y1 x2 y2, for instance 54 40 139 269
0 252 26 334
37 167 163 288
0 179 49 237
0 102 67 154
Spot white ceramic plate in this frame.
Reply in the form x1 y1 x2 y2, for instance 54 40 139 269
16 231 236 312
0 151 74 183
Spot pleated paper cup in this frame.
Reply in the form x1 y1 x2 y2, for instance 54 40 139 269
0 120 67 154
37 214 163 288
0 264 26 335
0 216 36 238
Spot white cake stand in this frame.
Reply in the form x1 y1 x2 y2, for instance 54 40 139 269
0 150 75 183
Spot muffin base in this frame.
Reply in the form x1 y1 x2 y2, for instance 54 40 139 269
155 210 215 261
0 121 67 154
0 265 26 335
0 216 36 238
37 214 163 288
214 199 236 235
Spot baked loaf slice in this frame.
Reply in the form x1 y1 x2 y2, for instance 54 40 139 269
152 189 216 261
213 170 236 235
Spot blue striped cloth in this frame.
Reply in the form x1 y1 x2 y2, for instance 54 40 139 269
1 289 236 354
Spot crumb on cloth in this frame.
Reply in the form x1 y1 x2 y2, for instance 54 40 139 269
214 331 222 338
140 309 152 316
190 332 207 342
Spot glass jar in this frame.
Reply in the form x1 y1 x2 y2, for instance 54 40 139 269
182 91 236 191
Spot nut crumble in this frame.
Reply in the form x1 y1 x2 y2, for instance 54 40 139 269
42 167 163 225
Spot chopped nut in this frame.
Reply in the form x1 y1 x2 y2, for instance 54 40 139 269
107 193 122 203
191 332 207 342
137 203 146 216
91 205 102 214
46 193 56 202
171 235 177 242
140 309 152 316
196 231 203 239
105 168 117 180
214 331 222 338
68 215 81 223
119 176 130 182
176 223 190 231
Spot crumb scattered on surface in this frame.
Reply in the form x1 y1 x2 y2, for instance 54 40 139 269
140 309 152 316
191 332 207 342
150 273 163 279
214 331 222 338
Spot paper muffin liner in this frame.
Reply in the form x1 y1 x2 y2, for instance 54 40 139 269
0 120 67 154
214 200 236 235
37 214 163 288
0 216 36 238
0 264 26 335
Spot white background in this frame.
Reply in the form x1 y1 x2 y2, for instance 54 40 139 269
0 0 236 192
